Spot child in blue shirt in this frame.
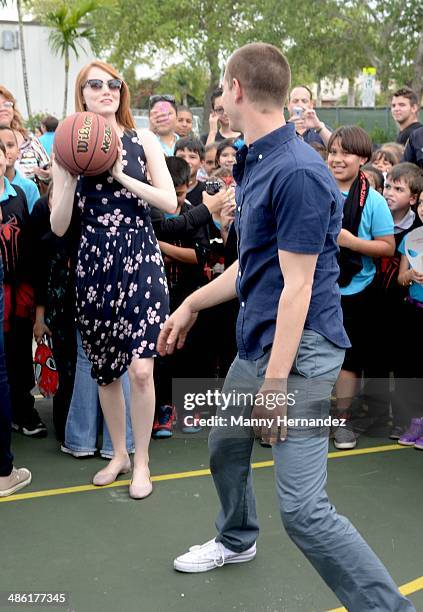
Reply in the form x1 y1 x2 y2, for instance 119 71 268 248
396 193 423 449
0 126 40 213
327 126 395 449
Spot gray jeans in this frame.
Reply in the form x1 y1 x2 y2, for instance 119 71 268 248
208 330 414 612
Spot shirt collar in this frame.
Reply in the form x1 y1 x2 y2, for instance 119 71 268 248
0 177 17 203
246 122 296 160
395 208 415 233
234 123 296 183
11 168 22 184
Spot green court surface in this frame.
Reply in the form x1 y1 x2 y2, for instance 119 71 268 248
1 400 422 612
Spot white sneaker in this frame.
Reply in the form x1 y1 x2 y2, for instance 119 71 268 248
174 538 256 573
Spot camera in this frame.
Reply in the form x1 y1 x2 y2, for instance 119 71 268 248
205 179 222 195
293 106 304 118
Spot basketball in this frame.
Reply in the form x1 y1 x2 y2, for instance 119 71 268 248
53 111 118 176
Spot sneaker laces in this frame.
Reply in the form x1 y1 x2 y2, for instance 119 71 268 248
190 539 226 567
159 406 174 425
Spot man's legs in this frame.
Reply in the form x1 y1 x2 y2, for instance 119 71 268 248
173 354 260 571
208 355 261 552
174 354 260 571
272 332 414 611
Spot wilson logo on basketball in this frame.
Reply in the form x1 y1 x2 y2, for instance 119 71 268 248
77 115 93 153
101 126 112 154
54 112 118 175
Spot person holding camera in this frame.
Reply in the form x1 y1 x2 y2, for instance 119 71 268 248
148 95 179 156
287 85 332 147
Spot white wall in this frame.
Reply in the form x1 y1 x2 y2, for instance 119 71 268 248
0 19 96 119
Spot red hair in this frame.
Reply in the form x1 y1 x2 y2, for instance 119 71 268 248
74 61 135 130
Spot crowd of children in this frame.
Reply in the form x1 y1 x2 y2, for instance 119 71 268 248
0 81 423 498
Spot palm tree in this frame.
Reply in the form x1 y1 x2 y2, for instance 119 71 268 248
40 0 99 117
0 0 32 117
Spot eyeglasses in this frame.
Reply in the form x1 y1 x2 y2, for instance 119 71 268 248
0 101 14 109
83 78 123 91
149 94 176 109
214 107 225 115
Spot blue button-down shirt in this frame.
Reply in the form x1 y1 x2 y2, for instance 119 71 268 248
234 122 350 360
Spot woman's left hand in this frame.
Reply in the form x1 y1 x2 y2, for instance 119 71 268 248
111 138 124 182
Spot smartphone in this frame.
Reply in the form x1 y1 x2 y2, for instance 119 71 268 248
205 179 222 195
155 101 172 115
293 106 304 118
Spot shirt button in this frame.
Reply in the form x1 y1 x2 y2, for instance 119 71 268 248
258 154 262 160
238 271 241 277
241 302 245 307
237 206 241 212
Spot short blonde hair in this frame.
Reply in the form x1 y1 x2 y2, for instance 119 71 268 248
74 60 135 130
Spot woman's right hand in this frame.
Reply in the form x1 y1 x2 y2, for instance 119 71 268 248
52 157 77 188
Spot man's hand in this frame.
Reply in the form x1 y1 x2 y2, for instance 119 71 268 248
157 301 198 355
252 380 288 445
288 114 305 132
302 108 323 131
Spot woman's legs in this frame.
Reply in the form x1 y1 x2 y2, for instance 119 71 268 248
92 357 155 495
93 379 130 485
127 357 155 497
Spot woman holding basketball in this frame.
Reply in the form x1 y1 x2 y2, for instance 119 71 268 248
51 61 176 499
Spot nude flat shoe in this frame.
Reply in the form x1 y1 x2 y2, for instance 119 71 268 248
92 460 131 486
129 469 153 499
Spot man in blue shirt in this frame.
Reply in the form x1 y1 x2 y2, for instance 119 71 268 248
157 43 413 612
287 85 332 147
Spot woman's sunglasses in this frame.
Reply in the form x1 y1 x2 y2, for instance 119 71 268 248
83 78 123 91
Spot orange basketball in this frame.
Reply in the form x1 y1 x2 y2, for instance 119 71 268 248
53 112 118 176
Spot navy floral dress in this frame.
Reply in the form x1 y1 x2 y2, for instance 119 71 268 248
75 131 169 385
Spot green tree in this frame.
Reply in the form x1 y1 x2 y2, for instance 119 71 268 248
92 0 423 122
93 0 262 128
158 63 209 106
32 0 100 117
